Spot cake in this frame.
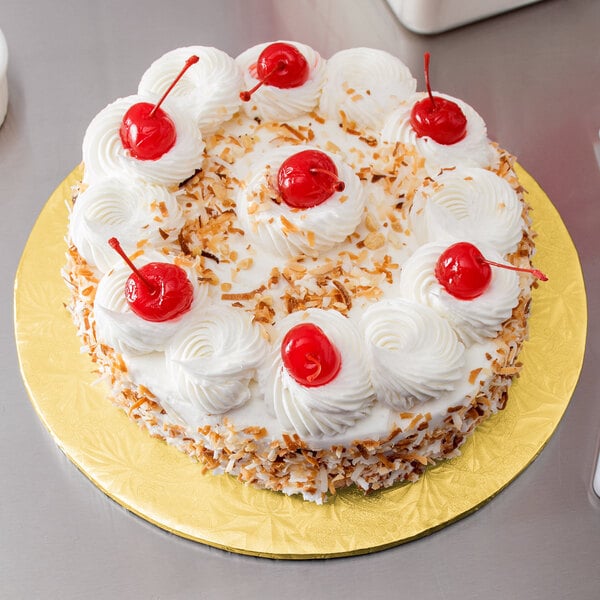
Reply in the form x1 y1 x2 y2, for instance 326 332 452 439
63 42 543 504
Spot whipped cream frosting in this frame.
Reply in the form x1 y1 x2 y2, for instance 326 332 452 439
263 309 375 438
409 167 524 256
237 146 365 257
82 95 205 187
381 92 498 173
94 253 206 356
236 41 326 122
319 48 416 131
362 299 466 410
138 46 243 135
67 43 536 499
68 177 184 273
165 305 268 419
398 242 521 344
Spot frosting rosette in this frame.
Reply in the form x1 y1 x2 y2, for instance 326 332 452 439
94 252 205 356
361 299 466 410
138 46 243 135
165 306 268 417
319 48 416 131
68 177 184 273
398 242 520 345
235 40 326 121
264 309 375 438
409 167 524 256
236 146 365 257
82 95 204 187
381 92 498 173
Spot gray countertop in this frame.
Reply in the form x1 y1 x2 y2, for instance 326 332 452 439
2 1 599 598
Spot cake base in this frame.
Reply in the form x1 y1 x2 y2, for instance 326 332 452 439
14 164 586 559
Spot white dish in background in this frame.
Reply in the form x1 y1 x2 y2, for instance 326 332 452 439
386 0 544 34
0 28 7 126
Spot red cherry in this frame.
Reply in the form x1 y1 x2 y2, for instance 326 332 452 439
281 322 342 387
119 102 177 160
277 150 345 208
435 242 491 300
435 241 548 300
108 237 194 322
119 55 199 161
410 52 467 145
240 42 309 101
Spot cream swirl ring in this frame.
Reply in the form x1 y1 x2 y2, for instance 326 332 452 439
381 92 498 173
235 40 326 121
398 242 520 345
361 299 465 410
165 306 268 416
410 167 524 256
138 46 243 135
319 48 416 131
69 177 184 273
264 309 375 438
82 94 205 187
237 146 365 257
94 253 205 356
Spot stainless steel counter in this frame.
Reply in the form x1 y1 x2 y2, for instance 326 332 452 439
2 1 599 598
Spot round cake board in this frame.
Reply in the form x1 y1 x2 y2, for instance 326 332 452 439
14 164 586 559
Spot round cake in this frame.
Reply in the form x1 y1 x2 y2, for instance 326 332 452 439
63 42 542 503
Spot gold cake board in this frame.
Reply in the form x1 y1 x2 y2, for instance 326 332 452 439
14 164 586 559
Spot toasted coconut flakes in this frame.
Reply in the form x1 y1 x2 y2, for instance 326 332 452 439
469 368 483 385
332 280 352 309
236 257 253 270
365 213 378 232
281 123 306 141
280 215 298 233
364 232 385 250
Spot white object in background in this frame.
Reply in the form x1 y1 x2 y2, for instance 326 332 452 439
594 446 600 498
0 28 7 126
386 0 544 34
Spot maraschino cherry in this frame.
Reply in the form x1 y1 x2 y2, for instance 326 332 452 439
240 42 309 101
119 55 199 161
108 237 194 322
281 322 342 387
277 149 345 208
410 52 467 145
435 241 548 300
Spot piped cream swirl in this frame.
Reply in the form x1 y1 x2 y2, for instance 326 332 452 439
94 253 205 356
68 177 184 273
236 41 326 121
410 167 524 256
138 46 243 135
381 92 498 172
237 146 365 257
165 306 268 416
319 48 416 131
264 309 375 438
398 242 520 344
82 95 204 187
361 299 465 410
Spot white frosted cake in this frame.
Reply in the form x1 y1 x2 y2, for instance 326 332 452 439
63 42 544 503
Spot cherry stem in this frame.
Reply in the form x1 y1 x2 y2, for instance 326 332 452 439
481 257 548 281
423 52 436 110
240 60 286 102
309 168 346 192
305 353 322 383
108 237 157 292
149 55 200 117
